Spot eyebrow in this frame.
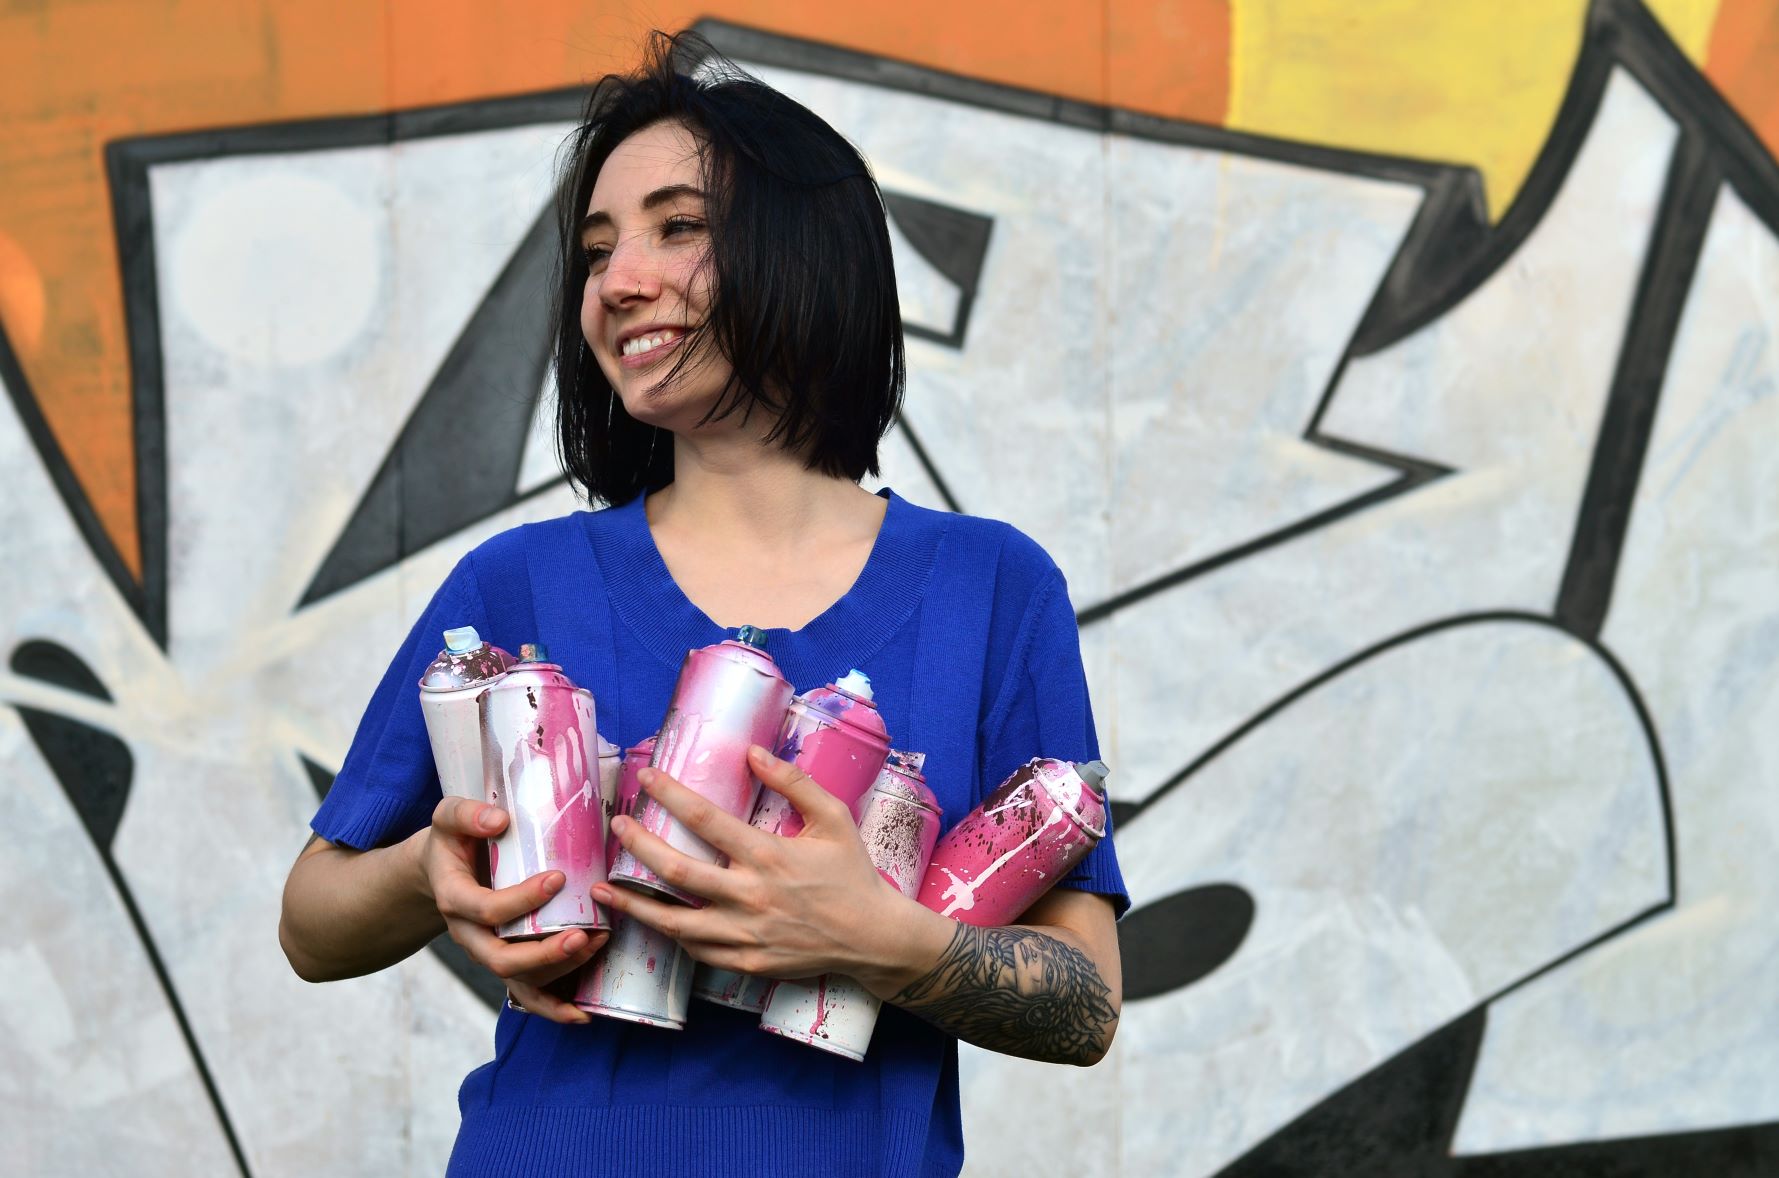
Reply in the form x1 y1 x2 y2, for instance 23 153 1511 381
579 184 706 236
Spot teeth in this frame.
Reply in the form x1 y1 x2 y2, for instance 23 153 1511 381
622 330 679 357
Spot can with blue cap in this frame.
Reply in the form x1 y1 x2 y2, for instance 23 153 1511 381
418 625 515 802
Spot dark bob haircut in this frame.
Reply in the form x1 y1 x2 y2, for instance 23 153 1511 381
551 31 905 507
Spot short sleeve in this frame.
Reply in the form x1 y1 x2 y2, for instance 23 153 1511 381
979 569 1129 918
309 555 489 850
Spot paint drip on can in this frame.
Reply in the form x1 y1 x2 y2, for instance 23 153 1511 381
573 909 694 1030
479 643 610 938
917 757 1108 926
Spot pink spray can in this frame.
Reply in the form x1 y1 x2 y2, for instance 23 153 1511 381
478 644 610 939
418 625 514 801
759 751 942 1060
574 736 688 1028
916 758 1109 926
694 669 892 1011
607 627 793 906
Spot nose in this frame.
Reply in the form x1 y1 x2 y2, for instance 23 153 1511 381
597 234 662 310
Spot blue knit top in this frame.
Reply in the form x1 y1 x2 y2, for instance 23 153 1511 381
311 489 1127 1178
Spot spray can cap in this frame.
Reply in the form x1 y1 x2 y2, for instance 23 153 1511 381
734 625 769 649
443 626 483 654
1077 760 1111 792
834 668 874 702
519 642 549 662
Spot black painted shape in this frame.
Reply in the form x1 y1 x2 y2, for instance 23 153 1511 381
11 639 112 701
102 88 587 650
302 205 559 606
296 756 502 1011
299 754 335 802
1219 1009 1489 1178
883 191 993 348
14 706 252 1177
893 416 963 514
17 706 133 852
1108 799 1140 830
1556 137 1719 638
1119 883 1254 1000
1349 167 1491 355
1455 1119 1779 1178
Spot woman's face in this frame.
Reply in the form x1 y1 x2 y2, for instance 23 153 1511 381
579 119 733 434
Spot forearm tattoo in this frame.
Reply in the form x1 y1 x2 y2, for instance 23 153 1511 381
891 924 1118 1065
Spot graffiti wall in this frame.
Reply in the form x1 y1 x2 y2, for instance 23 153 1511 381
3 1 1778 1174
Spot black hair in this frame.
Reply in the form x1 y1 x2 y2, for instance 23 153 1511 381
551 30 906 506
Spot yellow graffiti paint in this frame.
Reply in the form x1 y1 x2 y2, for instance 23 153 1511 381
1226 0 1589 220
1645 0 1723 63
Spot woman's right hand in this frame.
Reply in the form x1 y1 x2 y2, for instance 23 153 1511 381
423 797 608 1024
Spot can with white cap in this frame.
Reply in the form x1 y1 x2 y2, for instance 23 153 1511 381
418 625 514 802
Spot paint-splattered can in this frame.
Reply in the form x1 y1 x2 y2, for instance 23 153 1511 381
694 670 892 1011
758 751 942 1060
418 625 514 801
478 644 609 939
608 627 793 906
606 736 657 871
917 758 1108 926
572 910 694 1030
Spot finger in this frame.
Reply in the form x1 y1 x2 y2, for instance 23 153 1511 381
746 745 853 834
504 976 589 1025
439 868 569 928
591 881 724 945
606 813 743 904
448 919 599 982
634 766 765 861
512 928 608 989
432 795 508 838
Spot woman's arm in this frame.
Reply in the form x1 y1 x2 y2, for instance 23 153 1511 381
279 797 606 1021
590 747 1122 1065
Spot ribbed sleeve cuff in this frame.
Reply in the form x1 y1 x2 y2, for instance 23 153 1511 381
310 785 420 851
447 1105 932 1178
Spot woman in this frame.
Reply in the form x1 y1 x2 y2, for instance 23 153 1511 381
279 32 1125 1178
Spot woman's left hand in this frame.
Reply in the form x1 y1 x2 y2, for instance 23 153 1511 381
589 745 937 990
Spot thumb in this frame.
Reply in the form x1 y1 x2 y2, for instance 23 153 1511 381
748 744 852 834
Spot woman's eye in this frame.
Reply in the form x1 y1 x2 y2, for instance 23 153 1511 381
662 217 704 239
582 244 611 270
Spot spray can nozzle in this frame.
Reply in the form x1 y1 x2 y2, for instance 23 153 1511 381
443 626 483 654
1076 760 1111 792
735 625 769 649
519 642 550 663
835 668 874 702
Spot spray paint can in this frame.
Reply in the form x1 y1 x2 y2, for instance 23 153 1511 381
694 669 893 1011
418 625 514 801
607 627 793 906
572 911 695 1030
479 644 609 939
917 758 1109 926
758 751 942 1060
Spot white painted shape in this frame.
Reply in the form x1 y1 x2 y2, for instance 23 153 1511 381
152 122 572 673
744 63 1113 603
167 171 382 368
516 370 561 494
0 713 238 1178
1455 184 1779 1151
1110 620 1664 1176
1105 136 1418 597
886 209 962 337
1111 69 1676 805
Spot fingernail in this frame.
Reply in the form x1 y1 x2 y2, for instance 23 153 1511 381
479 807 502 831
748 745 768 759
611 815 630 835
590 884 613 903
542 872 564 894
563 931 587 953
638 768 656 788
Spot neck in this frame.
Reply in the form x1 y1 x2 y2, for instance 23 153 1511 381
648 420 875 547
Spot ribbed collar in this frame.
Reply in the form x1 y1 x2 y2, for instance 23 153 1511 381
579 488 943 691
